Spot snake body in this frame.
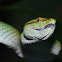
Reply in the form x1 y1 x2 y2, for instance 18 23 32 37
0 17 61 61
0 21 23 57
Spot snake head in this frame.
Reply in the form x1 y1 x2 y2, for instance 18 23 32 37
22 17 56 44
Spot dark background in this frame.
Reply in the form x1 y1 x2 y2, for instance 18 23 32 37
0 0 62 62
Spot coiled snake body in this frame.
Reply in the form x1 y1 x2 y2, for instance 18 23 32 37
0 17 61 61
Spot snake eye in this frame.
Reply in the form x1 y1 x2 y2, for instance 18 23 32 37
37 19 40 22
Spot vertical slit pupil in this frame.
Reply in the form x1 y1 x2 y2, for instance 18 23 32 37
37 19 40 22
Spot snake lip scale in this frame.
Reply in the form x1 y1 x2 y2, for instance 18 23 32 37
35 23 55 31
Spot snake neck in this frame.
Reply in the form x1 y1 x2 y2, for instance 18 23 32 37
21 33 39 44
20 32 56 61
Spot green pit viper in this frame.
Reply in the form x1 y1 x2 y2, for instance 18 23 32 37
0 17 61 61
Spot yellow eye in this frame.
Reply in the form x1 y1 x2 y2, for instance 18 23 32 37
37 19 40 22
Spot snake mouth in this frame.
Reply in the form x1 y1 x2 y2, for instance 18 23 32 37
35 23 55 31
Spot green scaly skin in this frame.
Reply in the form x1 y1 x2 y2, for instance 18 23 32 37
0 17 61 60
21 17 56 44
